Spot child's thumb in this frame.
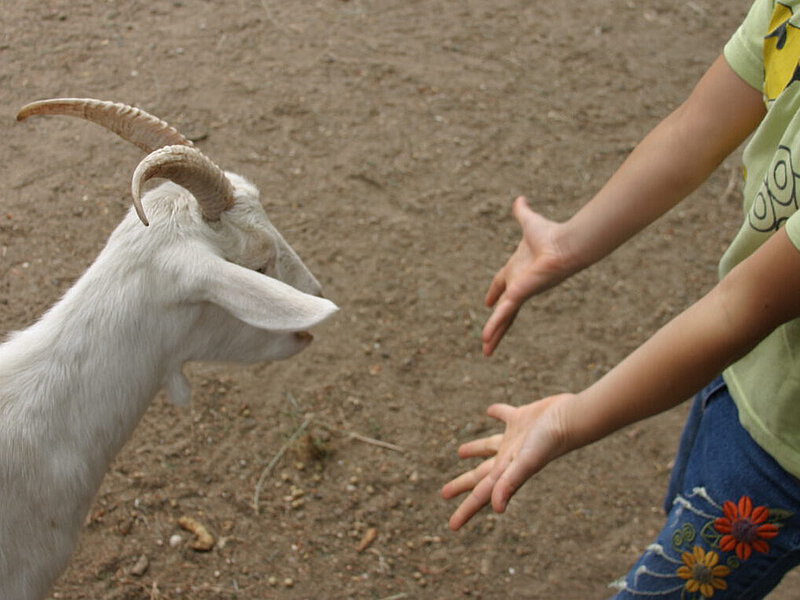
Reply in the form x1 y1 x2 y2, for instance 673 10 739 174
512 195 549 234
511 195 534 224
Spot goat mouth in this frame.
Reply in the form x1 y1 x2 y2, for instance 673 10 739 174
295 331 314 342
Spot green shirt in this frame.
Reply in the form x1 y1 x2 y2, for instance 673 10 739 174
723 0 800 477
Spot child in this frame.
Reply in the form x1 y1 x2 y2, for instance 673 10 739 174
442 1 800 597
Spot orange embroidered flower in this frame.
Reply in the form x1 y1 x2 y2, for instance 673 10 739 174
714 496 779 561
677 546 731 598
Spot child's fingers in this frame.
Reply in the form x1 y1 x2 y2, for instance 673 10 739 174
447 469 498 531
490 439 550 513
483 295 517 334
482 298 519 355
440 457 496 500
457 433 503 458
485 267 508 308
490 469 522 514
482 321 511 356
511 195 531 224
486 403 516 422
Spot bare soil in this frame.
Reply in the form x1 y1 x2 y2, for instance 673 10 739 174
2 1 799 598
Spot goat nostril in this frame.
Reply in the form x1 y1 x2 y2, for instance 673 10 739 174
295 331 313 342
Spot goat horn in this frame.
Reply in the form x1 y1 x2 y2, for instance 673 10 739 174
16 98 193 153
132 145 235 225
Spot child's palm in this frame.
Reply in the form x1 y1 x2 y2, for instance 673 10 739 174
442 394 571 530
482 197 571 356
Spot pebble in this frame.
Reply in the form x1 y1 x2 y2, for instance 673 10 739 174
130 554 149 577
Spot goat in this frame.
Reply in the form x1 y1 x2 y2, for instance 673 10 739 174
0 98 338 600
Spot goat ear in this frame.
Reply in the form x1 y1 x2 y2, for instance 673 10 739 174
198 257 338 331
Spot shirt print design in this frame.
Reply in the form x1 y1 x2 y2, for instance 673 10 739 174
749 145 800 232
764 1 800 101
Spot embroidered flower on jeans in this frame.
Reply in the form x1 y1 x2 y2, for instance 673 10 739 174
677 546 731 598
714 496 779 561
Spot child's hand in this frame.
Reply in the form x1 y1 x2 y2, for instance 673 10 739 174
441 394 572 530
482 197 574 356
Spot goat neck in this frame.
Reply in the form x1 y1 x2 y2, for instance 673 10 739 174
0 230 192 599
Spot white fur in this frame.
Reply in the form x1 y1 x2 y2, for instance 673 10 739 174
0 175 337 600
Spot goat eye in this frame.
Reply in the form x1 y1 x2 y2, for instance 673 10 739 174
255 259 275 275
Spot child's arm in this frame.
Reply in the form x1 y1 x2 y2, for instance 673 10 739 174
482 55 766 356
445 226 800 530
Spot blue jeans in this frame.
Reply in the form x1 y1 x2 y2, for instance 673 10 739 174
611 377 800 599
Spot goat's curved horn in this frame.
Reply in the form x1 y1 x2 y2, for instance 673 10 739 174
16 98 193 153
132 145 235 226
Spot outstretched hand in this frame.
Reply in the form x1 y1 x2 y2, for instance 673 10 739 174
482 197 575 356
441 394 571 531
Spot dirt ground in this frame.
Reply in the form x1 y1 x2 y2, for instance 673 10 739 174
2 0 800 598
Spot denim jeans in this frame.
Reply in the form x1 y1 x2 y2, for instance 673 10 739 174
611 376 800 599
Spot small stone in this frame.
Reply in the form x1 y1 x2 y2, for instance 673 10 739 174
129 554 149 577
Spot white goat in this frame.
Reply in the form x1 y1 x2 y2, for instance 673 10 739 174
0 98 338 600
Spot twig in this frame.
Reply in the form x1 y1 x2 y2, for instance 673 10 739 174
315 420 405 453
253 414 314 514
342 429 405 453
286 390 302 413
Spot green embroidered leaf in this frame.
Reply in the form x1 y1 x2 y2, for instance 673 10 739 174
768 508 794 523
700 521 723 548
